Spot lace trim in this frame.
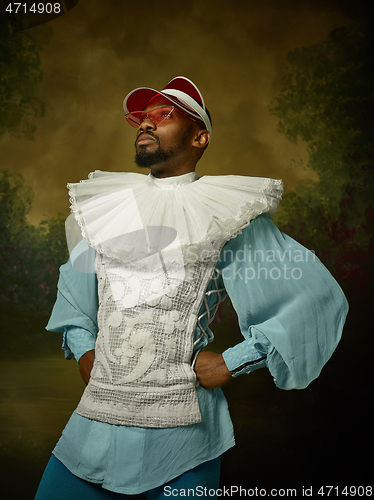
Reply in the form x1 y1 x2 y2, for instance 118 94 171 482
67 173 283 265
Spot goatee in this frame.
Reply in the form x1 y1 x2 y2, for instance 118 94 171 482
134 126 192 168
135 148 175 168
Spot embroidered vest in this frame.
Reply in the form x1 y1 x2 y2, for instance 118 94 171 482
77 250 218 427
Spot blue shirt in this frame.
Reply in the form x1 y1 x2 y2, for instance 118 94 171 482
46 214 348 494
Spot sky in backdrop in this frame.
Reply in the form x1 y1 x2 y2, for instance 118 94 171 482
2 0 352 225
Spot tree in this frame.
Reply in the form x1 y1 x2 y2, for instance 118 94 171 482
270 16 374 296
0 170 68 312
0 7 51 139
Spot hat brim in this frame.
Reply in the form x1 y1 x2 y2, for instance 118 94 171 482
123 87 212 135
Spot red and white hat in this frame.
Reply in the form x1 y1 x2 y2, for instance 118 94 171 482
123 76 212 136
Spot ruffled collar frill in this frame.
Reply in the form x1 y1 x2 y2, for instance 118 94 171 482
67 170 283 266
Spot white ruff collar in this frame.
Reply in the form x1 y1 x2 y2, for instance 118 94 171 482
68 171 283 264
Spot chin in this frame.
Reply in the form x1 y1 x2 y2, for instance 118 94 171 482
135 149 172 169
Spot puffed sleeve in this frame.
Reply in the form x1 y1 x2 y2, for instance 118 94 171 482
217 214 348 390
46 238 99 360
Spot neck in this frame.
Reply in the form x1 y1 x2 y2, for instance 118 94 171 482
150 167 196 179
148 159 197 179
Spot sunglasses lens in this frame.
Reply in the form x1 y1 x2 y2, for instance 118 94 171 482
150 107 173 124
126 107 174 127
125 112 142 127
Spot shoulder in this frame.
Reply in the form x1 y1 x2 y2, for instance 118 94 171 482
217 214 277 268
227 213 279 247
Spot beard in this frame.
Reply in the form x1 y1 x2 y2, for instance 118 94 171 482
134 127 192 168
135 145 175 168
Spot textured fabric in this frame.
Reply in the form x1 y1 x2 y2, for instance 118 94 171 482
53 387 232 495
68 172 282 427
67 171 283 264
48 235 235 493
46 175 348 494
217 214 348 389
77 254 216 427
50 238 231 359
64 327 96 362
222 336 267 377
46 238 98 339
35 454 221 499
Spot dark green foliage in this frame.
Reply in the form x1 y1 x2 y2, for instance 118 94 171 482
270 17 374 295
0 170 68 314
0 7 51 139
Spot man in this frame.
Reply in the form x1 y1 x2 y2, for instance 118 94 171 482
35 77 348 499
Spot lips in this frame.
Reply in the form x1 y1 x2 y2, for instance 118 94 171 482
136 134 157 146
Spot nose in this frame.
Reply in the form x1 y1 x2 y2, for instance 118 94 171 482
138 117 157 132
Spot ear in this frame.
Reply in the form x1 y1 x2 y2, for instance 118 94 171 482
193 129 210 149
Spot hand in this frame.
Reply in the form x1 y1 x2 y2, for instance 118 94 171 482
194 351 232 390
78 349 95 385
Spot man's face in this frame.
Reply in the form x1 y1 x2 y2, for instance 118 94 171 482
134 98 195 169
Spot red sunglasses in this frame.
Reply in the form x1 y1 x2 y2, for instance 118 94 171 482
125 106 175 128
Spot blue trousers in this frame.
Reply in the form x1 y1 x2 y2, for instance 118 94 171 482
35 455 221 499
